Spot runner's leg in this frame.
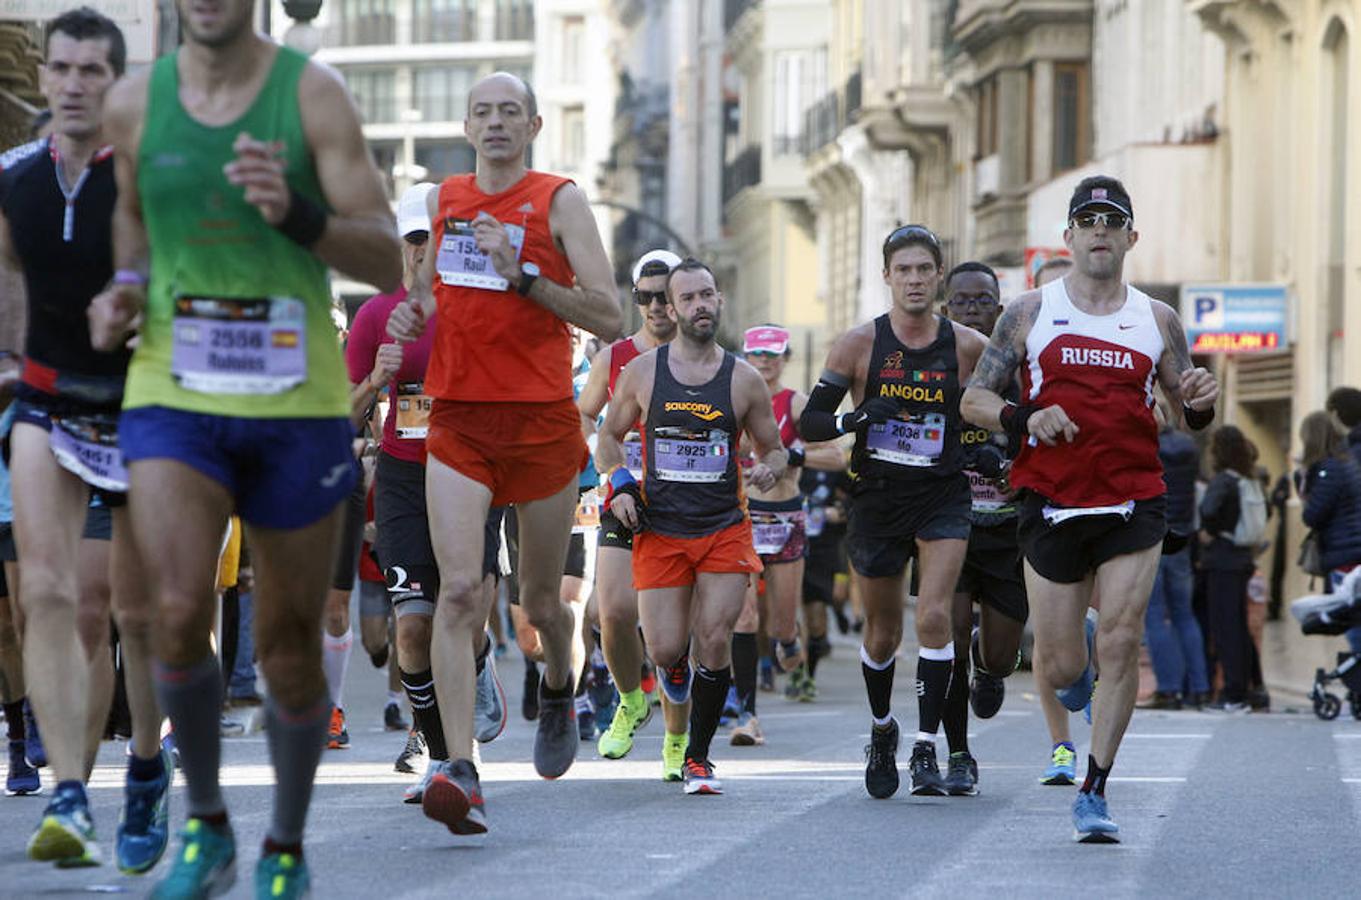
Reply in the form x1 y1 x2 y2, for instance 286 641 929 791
1088 545 1160 768
76 532 114 776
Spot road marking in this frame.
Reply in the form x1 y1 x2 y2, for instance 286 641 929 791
1123 733 1212 739
1333 733 1361 739
1107 776 1187 783
1343 779 1361 784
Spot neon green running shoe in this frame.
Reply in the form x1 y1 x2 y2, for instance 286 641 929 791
27 783 102 868
596 695 653 759
661 732 688 782
255 851 310 899
151 818 236 899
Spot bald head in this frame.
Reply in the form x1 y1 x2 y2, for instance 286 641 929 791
467 71 537 120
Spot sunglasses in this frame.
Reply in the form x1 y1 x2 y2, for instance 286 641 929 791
946 296 998 310
633 289 667 306
745 350 783 359
1069 212 1131 231
404 232 429 247
883 224 941 251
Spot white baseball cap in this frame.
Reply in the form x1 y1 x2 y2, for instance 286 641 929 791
631 249 683 286
397 182 437 238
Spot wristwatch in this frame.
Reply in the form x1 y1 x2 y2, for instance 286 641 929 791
516 262 540 296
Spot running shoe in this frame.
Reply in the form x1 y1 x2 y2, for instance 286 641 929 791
772 637 804 673
383 701 409 732
1057 613 1097 713
863 718 900 799
639 662 658 700
721 685 742 724
576 700 596 742
661 732 688 782
403 757 440 805
219 715 245 738
944 751 979 797
395 728 425 775
758 657 775 693
1072 790 1120 843
729 712 764 746
522 662 540 721
255 850 310 899
326 707 349 750
597 695 653 759
150 818 236 898
116 747 173 875
1040 742 1077 786
908 741 946 796
422 759 487 835
588 661 618 727
969 628 1006 719
783 667 805 700
474 646 508 743
23 699 46 768
5 739 40 796
798 674 818 703
27 783 101 867
660 654 693 705
682 757 722 795
1135 691 1182 711
532 682 579 779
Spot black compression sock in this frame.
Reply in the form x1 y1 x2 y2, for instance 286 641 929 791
860 646 895 720
400 668 448 760
915 648 954 738
1081 755 1110 796
687 664 731 762
731 632 757 715
943 658 970 755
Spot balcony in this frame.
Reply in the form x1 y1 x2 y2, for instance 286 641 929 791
801 70 862 157
723 144 761 207
724 0 758 32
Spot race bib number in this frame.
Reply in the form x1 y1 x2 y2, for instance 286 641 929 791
653 428 729 483
623 435 644 480
171 296 307 395
573 489 601 535
750 510 795 556
967 470 1012 514
394 382 431 440
1041 500 1135 527
49 413 127 493
865 413 946 467
435 218 526 291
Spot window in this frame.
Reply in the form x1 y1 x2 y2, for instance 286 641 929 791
328 0 396 47
772 49 826 156
561 16 585 85
412 65 479 123
415 140 477 181
976 76 999 158
412 0 477 43
561 105 584 169
346 69 396 124
495 0 534 41
1052 62 1090 174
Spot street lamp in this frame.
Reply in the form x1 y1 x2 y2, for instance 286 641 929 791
282 0 323 56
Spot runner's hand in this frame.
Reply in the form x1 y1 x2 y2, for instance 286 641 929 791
387 296 429 343
1180 366 1218 411
472 212 519 282
224 132 290 225
372 342 403 385
840 396 898 432
1027 404 1079 446
610 492 640 531
88 284 144 352
749 463 777 492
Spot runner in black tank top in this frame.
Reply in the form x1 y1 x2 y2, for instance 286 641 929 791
799 225 987 800
596 259 787 797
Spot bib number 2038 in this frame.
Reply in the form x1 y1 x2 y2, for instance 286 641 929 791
171 296 307 395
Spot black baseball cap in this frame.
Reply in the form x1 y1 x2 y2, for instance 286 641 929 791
1068 176 1133 220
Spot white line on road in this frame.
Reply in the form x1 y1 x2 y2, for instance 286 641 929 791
1122 733 1212 739
1107 776 1188 783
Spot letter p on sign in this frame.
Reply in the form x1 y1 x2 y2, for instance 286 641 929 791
1192 291 1225 330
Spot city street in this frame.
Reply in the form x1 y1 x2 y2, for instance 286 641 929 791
2 627 1358 898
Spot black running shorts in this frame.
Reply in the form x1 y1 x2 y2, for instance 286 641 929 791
848 474 971 578
1018 492 1167 585
956 520 1028 623
330 476 367 592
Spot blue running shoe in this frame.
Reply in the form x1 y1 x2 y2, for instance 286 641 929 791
660 653 692 705
151 818 236 898
1040 742 1077 786
6 739 41 796
255 851 311 899
23 699 46 768
720 685 741 724
1057 613 1097 713
1072 790 1120 843
117 747 174 875
27 782 101 867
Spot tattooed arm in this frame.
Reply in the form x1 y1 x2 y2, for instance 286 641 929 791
1153 301 1218 429
960 293 1041 431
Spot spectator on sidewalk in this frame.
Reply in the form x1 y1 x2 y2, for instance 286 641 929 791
1199 426 1265 711
1299 410 1361 656
1139 401 1211 710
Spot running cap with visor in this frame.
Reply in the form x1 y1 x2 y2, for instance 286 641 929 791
1068 177 1133 220
397 182 437 238
632 249 683 286
743 325 790 355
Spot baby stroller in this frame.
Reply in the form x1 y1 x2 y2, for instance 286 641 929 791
1290 568 1361 721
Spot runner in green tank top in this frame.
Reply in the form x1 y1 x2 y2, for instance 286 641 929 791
89 0 400 895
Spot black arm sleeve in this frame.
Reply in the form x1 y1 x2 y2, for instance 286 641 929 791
800 369 851 442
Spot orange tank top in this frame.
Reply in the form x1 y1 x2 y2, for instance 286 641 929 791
426 171 576 402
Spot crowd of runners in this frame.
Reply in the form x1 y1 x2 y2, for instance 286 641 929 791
0 3 1224 897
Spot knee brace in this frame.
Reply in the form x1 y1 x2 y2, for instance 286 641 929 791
387 564 439 619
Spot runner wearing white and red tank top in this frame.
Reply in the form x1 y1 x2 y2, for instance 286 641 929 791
575 250 691 777
961 176 1219 844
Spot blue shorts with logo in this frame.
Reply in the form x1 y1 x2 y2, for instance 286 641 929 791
119 406 358 530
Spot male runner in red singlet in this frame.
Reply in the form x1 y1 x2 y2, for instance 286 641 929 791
962 176 1218 842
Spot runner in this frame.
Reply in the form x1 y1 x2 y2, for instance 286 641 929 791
88 0 402 890
0 394 40 798
795 460 852 701
322 477 365 749
576 249 691 778
597 258 786 795
387 70 621 833
0 8 171 871
729 324 843 745
799 224 986 799
961 176 1218 841
939 262 1028 797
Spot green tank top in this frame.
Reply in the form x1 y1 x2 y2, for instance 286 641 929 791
126 45 348 419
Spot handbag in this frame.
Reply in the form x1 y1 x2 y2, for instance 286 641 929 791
1298 531 1326 577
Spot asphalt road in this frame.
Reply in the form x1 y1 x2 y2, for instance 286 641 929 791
2 626 1358 898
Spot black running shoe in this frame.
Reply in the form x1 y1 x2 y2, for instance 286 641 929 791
522 662 540 722
944 751 978 797
908 741 946 796
863 718 900 799
969 627 1005 719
